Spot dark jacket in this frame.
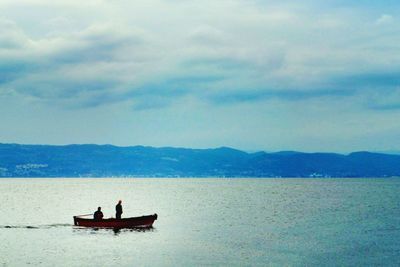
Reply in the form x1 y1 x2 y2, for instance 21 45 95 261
94 210 103 220
116 204 123 215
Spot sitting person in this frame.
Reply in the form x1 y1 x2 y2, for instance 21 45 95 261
93 207 104 220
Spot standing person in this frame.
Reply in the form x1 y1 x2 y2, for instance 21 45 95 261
94 207 103 220
116 200 123 219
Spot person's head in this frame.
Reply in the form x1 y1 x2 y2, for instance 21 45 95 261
97 207 101 211
118 200 122 204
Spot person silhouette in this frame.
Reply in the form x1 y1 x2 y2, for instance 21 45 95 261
116 200 123 219
94 207 103 220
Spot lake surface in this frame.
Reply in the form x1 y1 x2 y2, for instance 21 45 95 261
0 178 400 266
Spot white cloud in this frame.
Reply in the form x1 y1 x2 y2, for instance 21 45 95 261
375 14 394 25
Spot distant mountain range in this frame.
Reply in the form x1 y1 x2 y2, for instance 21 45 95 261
0 143 400 178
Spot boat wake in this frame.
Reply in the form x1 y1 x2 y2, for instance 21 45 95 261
0 224 156 236
0 223 72 229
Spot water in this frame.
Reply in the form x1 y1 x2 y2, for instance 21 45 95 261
0 178 400 266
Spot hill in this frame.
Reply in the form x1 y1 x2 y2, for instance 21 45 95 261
0 144 400 177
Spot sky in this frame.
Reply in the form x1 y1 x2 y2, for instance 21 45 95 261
0 0 399 153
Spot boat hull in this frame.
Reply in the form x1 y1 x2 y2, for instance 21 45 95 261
73 214 157 228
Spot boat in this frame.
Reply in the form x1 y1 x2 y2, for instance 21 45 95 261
73 213 157 228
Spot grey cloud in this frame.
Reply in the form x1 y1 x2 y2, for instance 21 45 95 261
369 102 400 110
363 87 400 111
327 72 400 110
1 23 148 104
182 57 252 71
0 19 30 49
201 70 400 106
188 25 227 46
207 87 354 105
335 72 400 88
0 61 34 85
51 26 145 64
1 0 400 112
13 76 120 99
131 97 174 111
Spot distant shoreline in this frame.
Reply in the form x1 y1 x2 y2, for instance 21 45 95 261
1 143 400 178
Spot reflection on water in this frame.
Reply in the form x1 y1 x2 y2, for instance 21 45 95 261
72 226 156 236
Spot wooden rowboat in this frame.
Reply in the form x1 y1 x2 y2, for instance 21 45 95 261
73 214 157 228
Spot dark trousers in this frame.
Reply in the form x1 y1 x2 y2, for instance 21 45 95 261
116 213 122 219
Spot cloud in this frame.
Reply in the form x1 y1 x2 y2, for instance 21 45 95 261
207 87 354 105
188 25 227 46
365 87 400 111
335 72 400 88
376 14 394 25
1 23 150 101
0 19 31 50
0 0 400 111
